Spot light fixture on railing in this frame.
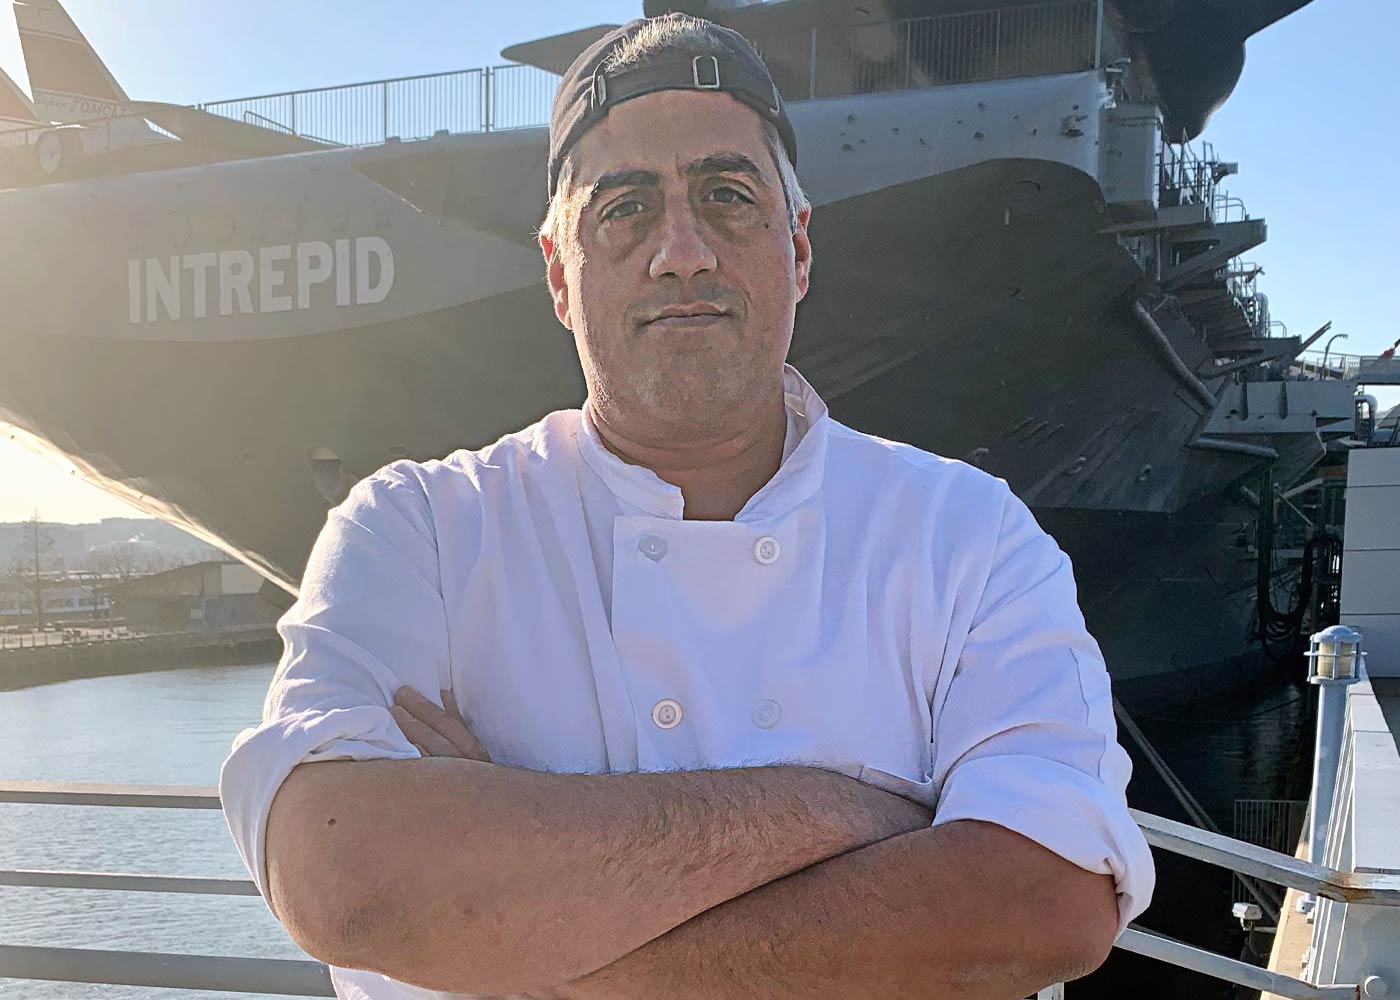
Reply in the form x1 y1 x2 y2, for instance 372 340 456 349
1300 625 1366 917
1306 624 1365 684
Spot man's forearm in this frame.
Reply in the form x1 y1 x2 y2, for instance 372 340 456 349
550 820 1120 1000
267 757 930 994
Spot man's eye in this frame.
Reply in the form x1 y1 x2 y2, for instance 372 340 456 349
706 186 753 205
601 199 644 222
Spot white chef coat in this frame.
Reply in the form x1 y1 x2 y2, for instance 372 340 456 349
220 364 1154 1000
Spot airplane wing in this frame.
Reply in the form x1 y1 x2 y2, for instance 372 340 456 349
126 101 330 155
500 24 621 74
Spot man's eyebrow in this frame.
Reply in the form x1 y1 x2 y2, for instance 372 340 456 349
590 169 660 199
685 152 765 181
585 154 765 202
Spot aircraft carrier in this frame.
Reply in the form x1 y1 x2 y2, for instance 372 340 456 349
0 0 1360 706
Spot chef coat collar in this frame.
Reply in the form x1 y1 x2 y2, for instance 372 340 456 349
577 364 830 522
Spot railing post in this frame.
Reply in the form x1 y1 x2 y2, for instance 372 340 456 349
808 27 818 101
903 20 911 88
1307 681 1350 873
994 9 1002 78
1094 0 1105 70
289 93 297 137
483 66 492 132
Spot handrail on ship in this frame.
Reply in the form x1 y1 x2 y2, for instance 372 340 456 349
0 780 1395 998
2 0 1108 166
4 0 1103 152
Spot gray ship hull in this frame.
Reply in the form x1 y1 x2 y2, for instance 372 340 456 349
1041 504 1276 707
0 145 1292 699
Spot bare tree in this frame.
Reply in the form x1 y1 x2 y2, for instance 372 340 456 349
71 559 113 622
5 510 65 629
99 540 156 583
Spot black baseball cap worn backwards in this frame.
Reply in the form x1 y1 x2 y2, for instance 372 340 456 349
547 17 799 196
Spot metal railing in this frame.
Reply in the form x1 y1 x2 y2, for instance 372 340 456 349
5 0 1102 159
0 779 335 996
1296 351 1368 381
0 631 69 650
753 0 1098 102
189 0 1098 148
1233 797 1308 908
1 780 1396 997
1212 191 1252 224
1290 349 1400 389
1224 262 1271 339
1159 139 1251 224
1159 140 1215 209
195 63 559 147
1307 673 1400 988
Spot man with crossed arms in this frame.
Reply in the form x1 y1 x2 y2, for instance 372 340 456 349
221 14 1154 999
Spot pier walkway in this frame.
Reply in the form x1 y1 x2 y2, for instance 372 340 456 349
1262 447 1400 993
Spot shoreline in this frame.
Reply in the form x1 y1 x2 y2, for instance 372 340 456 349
0 627 280 692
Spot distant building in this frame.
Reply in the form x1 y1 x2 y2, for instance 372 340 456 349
0 574 111 623
102 561 282 632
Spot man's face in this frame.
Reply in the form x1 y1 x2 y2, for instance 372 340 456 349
542 89 811 437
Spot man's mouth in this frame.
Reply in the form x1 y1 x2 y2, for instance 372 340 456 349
644 304 729 329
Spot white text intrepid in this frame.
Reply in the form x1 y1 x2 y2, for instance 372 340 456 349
127 237 395 324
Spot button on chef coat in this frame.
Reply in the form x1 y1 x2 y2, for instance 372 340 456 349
220 364 1154 1000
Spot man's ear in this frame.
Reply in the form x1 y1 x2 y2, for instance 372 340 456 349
792 205 813 303
539 232 573 331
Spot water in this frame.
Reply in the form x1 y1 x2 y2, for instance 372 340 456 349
0 663 302 1000
0 662 1312 1000
1086 668 1313 999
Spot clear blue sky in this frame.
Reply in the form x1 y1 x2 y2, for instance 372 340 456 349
1 0 1395 522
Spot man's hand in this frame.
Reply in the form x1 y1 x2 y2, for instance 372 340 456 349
391 686 492 762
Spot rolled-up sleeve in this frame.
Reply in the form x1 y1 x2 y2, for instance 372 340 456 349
219 461 453 908
930 483 1154 931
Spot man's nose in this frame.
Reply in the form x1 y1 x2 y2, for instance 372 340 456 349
649 205 717 281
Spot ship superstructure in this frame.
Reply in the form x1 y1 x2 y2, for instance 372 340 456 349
0 0 1359 703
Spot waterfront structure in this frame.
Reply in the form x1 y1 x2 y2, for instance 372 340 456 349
101 560 282 632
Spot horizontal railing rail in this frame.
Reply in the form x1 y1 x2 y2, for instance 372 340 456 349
0 944 334 997
1295 350 1381 382
0 869 258 895
1132 808 1400 906
1116 928 1363 1000
0 779 221 808
0 780 327 995
2 782 1395 997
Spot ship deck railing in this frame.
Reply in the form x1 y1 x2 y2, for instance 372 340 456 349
4 0 1106 156
1 777 1397 998
1158 137 1255 230
1295 351 1400 386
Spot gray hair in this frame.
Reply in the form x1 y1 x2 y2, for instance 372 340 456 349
540 13 808 259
